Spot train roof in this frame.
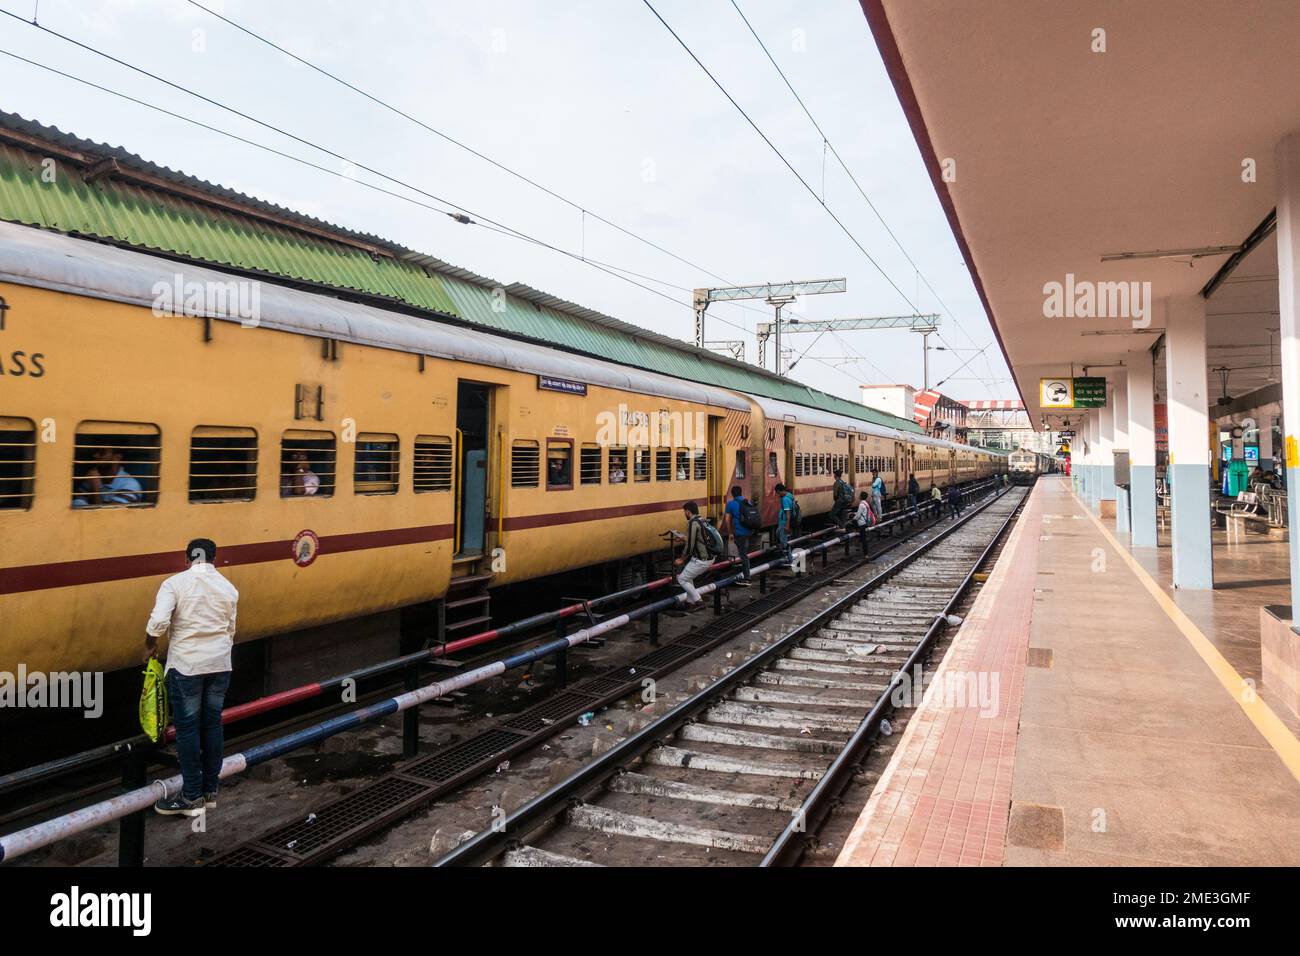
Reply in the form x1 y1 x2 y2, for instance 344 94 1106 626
745 394 992 455
0 111 922 436
0 221 751 412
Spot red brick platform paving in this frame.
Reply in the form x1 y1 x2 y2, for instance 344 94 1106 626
835 484 1043 866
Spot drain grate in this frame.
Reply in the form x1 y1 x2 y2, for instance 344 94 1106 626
500 692 600 732
263 776 431 857
403 729 528 782
210 845 292 867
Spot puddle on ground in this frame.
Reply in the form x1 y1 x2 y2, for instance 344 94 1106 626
284 750 400 785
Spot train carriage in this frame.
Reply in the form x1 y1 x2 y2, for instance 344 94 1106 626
0 217 1005 680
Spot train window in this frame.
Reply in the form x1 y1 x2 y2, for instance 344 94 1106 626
794 454 803 478
734 449 746 480
512 440 540 488
633 448 651 482
693 448 707 481
676 449 691 480
189 426 257 503
580 444 602 485
768 451 779 478
413 436 453 492
73 422 160 508
354 433 399 495
609 446 628 484
280 430 337 498
0 417 35 510
546 440 573 490
655 449 672 481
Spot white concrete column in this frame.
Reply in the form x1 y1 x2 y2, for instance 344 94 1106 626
1098 388 1116 504
1165 295 1214 589
1258 403 1274 470
1273 132 1300 610
1088 409 1101 510
1127 355 1158 547
1113 372 1131 533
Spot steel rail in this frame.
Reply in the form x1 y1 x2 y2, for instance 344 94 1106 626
760 493 1025 866
433 485 1016 867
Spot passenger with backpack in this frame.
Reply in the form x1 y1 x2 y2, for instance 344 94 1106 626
907 474 921 514
870 470 886 523
774 483 797 561
830 469 853 528
723 485 757 586
853 490 876 553
674 500 721 608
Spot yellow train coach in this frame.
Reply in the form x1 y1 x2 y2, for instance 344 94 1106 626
0 222 1001 677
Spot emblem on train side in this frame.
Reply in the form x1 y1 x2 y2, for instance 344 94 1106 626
291 530 321 567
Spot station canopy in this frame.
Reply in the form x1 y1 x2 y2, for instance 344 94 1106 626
862 0 1300 427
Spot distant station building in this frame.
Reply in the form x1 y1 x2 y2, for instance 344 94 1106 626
860 384 970 443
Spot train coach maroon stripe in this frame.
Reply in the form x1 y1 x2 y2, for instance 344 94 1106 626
0 523 455 594
502 496 693 531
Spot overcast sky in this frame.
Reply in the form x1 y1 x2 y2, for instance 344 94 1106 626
0 0 1012 402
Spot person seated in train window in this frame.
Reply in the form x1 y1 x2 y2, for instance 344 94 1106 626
608 448 628 484
907 474 921 514
281 450 320 496
676 462 689 480
548 454 572 488
72 447 144 507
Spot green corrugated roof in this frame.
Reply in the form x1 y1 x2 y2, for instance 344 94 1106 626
0 111 919 433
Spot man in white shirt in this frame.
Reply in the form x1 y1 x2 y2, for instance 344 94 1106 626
145 538 239 817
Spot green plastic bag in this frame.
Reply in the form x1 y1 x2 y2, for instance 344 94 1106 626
139 657 169 743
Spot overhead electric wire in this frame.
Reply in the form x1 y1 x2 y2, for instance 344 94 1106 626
727 0 1001 395
640 0 920 315
181 0 754 298
0 14 765 346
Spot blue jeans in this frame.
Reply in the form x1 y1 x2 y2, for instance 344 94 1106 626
777 523 790 559
167 669 231 800
733 534 752 578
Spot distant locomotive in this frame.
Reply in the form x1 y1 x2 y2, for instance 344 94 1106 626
1007 449 1055 484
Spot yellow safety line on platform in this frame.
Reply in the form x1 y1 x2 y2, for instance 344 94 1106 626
1075 491 1300 784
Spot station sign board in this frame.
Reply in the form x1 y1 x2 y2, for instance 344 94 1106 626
1039 377 1107 409
538 375 587 396
1072 377 1107 408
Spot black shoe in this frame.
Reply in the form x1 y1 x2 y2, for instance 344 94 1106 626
154 793 203 817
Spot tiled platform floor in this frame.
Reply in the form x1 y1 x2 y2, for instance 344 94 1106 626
835 477 1300 866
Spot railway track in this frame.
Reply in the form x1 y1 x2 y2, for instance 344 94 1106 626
436 487 1025 868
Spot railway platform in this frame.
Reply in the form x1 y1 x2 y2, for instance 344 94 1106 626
835 476 1300 867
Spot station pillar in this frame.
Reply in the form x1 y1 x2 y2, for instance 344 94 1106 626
1113 372 1131 533
1087 410 1100 510
1098 389 1116 511
1274 132 1300 611
1127 355 1158 548
1165 295 1214 589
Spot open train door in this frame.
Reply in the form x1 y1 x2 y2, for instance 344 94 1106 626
707 415 724 522
895 440 909 496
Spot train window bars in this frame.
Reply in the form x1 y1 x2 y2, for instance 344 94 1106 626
608 446 628 484
512 440 540 488
692 447 707 481
795 453 804 478
355 433 399 495
189 426 257 503
72 422 160 508
768 451 780 479
633 448 651 482
0 416 35 510
580 443 602 485
546 439 573 490
413 436 453 492
655 448 672 482
676 448 690 481
734 449 746 480
280 430 336 498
